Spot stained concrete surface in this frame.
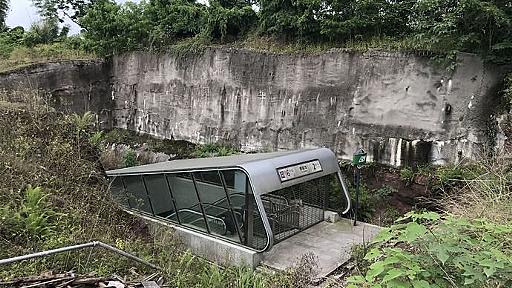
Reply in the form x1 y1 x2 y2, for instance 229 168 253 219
0 50 508 166
262 219 381 278
0 60 113 129
111 50 507 165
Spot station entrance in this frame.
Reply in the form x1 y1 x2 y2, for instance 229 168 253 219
107 148 351 252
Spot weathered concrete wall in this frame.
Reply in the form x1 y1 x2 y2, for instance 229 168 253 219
0 60 113 128
111 49 505 166
0 51 505 166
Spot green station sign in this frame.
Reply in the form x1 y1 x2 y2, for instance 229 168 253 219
352 148 367 166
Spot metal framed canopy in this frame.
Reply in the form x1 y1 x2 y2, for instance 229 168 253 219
106 148 351 252
107 148 347 197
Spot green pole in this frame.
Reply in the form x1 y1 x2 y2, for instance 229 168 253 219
352 148 367 226
354 166 360 226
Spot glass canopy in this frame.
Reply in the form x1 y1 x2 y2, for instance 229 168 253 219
107 148 351 251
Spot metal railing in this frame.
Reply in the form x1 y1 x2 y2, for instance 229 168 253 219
0 241 161 270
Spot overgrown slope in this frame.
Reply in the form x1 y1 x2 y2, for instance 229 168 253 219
0 106 171 278
0 106 317 287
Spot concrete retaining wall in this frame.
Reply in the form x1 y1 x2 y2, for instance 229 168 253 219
111 49 506 166
0 60 113 129
0 50 508 166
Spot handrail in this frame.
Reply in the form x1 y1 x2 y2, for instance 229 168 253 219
167 209 227 233
261 194 289 205
0 241 161 270
202 203 243 219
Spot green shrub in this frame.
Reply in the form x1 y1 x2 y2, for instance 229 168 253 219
347 211 512 288
89 131 104 146
193 142 239 158
101 128 135 145
434 165 479 191
348 184 395 222
0 185 63 242
399 167 415 185
123 150 138 167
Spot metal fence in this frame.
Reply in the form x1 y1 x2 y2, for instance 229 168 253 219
260 174 333 243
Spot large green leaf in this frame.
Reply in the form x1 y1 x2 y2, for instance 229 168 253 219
382 268 404 282
412 280 431 288
399 222 427 243
366 261 386 282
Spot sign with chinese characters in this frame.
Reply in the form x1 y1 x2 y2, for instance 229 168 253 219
277 160 323 182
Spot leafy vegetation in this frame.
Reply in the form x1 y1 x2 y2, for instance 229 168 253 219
96 128 239 168
343 157 512 287
399 164 482 192
0 185 64 242
123 149 138 167
192 142 239 158
80 0 510 62
347 211 512 288
0 105 320 287
330 167 398 226
0 0 504 63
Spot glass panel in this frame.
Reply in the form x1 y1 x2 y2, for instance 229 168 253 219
222 170 247 207
166 173 208 232
221 170 269 250
124 175 153 214
193 171 241 243
110 177 129 208
245 185 268 250
144 174 178 222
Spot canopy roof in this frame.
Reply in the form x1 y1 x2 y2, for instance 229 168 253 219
106 150 299 176
106 148 341 196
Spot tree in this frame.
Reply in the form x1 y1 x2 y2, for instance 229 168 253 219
31 0 95 23
23 18 69 47
258 0 322 42
411 0 512 57
204 0 257 41
145 0 207 45
0 0 9 30
79 0 151 55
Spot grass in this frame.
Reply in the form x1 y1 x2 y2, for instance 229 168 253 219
0 105 320 287
0 43 96 73
440 159 512 224
224 34 450 56
124 33 454 60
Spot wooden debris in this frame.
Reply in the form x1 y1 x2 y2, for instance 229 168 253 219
141 281 160 288
0 271 165 288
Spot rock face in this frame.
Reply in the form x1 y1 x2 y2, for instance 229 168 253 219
0 60 113 128
0 50 507 166
110 49 505 166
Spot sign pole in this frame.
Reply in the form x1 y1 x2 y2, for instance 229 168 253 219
354 166 360 226
352 148 367 227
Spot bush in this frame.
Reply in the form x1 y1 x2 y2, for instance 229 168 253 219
347 211 512 288
192 142 239 158
0 185 63 243
399 167 415 186
123 149 138 167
